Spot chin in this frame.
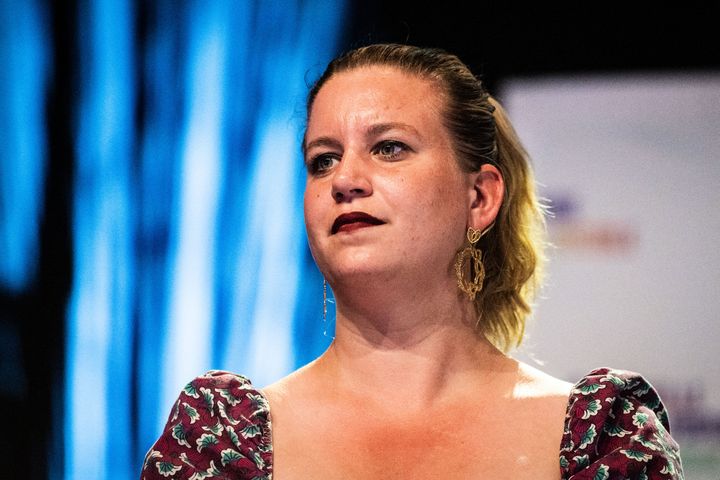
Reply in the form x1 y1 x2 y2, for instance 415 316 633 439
321 254 394 285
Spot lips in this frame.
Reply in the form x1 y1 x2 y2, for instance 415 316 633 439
331 211 385 234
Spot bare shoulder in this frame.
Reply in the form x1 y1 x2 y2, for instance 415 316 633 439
260 373 291 403
260 359 321 411
513 360 573 401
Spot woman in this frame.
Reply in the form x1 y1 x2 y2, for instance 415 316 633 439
141 44 683 479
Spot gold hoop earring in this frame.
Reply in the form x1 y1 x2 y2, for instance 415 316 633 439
455 224 492 301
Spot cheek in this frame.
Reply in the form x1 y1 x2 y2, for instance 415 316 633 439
410 172 466 216
303 185 327 246
421 175 470 244
382 171 467 246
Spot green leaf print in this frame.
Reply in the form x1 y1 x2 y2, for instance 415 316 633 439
171 400 180 422
620 397 634 414
576 383 606 395
220 448 246 466
603 374 626 387
183 382 200 398
218 388 243 406
143 450 161 470
247 392 269 413
579 424 597 449
202 419 224 436
217 401 241 425
572 454 589 467
592 464 609 480
196 433 219 452
205 460 222 476
183 402 200 424
621 449 652 462
182 452 211 478
632 411 649 427
559 455 569 468
632 384 651 396
200 387 215 414
604 423 632 437
658 419 672 438
660 461 675 474
227 425 241 449
241 423 262 439
252 450 265 469
581 399 602 419
156 461 181 477
171 422 190 448
632 433 661 451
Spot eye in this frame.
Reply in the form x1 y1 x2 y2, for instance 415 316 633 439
307 153 339 175
373 140 409 160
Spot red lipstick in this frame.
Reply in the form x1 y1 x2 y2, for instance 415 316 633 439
332 212 385 234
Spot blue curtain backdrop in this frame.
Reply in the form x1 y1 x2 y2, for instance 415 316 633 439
1 0 346 478
0 0 49 293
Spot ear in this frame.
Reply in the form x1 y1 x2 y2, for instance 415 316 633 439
467 163 504 230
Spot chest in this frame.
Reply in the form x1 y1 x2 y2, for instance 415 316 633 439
270 402 564 480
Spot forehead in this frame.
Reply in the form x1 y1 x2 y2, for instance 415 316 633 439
307 66 445 135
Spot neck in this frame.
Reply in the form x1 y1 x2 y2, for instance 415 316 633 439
316 275 510 410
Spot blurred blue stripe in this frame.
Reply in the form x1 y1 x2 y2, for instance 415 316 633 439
66 0 135 478
0 0 50 292
160 0 227 423
134 0 182 462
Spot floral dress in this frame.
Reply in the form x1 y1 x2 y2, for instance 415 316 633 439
141 371 272 479
141 368 683 479
560 368 683 479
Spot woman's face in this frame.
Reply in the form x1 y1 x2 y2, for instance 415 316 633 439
303 66 476 286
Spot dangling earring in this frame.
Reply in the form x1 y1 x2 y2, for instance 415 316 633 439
323 278 327 323
322 278 335 339
455 224 493 301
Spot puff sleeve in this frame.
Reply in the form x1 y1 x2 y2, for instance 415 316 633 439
140 371 273 480
560 368 684 479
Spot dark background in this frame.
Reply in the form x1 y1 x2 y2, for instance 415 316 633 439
344 2 720 93
4 2 718 478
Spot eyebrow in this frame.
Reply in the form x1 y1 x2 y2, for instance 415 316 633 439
304 122 422 154
303 136 342 155
367 122 421 139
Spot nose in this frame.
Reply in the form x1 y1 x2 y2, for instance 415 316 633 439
331 151 372 202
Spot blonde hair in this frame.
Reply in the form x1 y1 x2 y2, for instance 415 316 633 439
479 97 546 351
307 44 546 351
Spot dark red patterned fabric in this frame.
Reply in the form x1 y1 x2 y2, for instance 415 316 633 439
560 368 683 479
141 371 272 480
141 368 683 479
